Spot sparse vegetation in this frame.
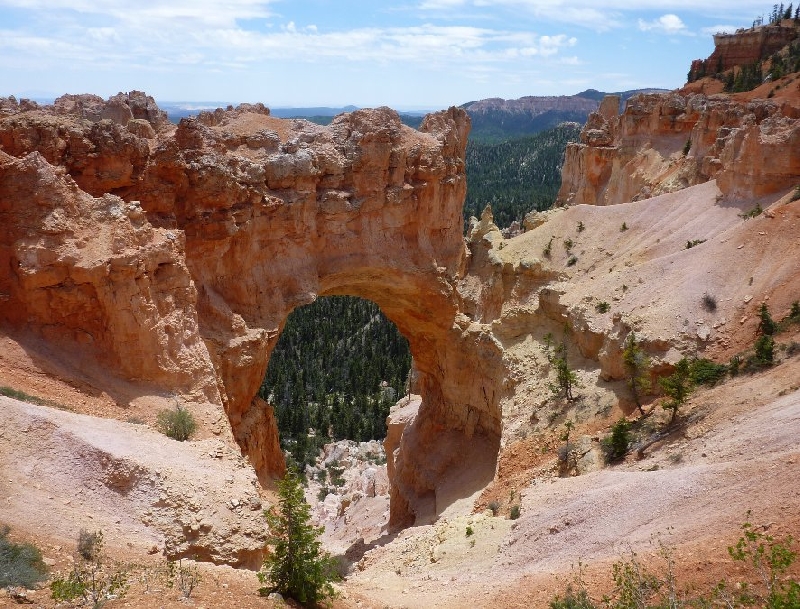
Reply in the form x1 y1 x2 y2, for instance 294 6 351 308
564 238 574 251
166 559 201 599
509 505 521 520
689 357 728 386
701 292 718 312
682 139 691 156
739 202 764 219
686 238 706 249
603 418 631 463
544 236 554 258
567 255 578 267
622 332 651 416
548 514 800 608
758 302 778 336
595 301 610 314
156 402 197 442
548 339 580 402
50 530 129 609
0 386 66 410
792 185 800 201
487 500 500 516
659 357 694 425
258 469 339 606
577 221 585 233
0 525 48 589
465 526 474 537
620 222 628 232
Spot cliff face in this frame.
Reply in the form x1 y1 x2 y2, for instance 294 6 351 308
557 91 800 206
0 93 506 527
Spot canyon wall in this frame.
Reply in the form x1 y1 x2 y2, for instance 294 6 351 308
557 91 800 206
0 93 506 527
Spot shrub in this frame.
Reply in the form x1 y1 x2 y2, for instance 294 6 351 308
758 302 777 336
0 525 48 589
603 418 631 463
686 238 706 249
487 500 500 516
156 404 197 441
689 357 728 386
620 222 628 232
595 301 610 314
622 333 651 416
258 469 339 605
564 238 574 251
729 354 741 377
78 529 100 561
548 340 579 401
659 358 694 424
567 255 578 267
544 237 554 258
50 530 129 609
752 334 775 367
509 505 521 520
792 185 800 201
465 526 474 537
577 221 585 233
701 293 717 312
682 139 691 156
166 559 201 599
739 202 763 219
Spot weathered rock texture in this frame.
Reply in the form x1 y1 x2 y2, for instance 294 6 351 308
704 21 798 73
0 93 505 528
557 91 800 206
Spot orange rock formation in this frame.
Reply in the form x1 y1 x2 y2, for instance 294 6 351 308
0 92 504 527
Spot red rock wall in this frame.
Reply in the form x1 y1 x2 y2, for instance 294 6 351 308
557 91 800 206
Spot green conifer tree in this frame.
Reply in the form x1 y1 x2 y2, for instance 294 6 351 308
258 469 339 606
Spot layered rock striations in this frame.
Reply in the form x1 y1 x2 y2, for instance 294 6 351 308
557 91 800 206
0 93 505 528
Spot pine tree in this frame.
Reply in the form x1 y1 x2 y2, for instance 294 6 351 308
258 469 339 605
622 332 651 416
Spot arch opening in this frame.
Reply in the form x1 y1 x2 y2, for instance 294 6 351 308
259 295 412 470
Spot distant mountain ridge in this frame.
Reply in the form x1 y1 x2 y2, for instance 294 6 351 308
461 88 668 142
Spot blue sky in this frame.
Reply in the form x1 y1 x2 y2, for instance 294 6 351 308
0 1 776 110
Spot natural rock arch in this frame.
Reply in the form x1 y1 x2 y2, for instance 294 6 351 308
0 95 506 527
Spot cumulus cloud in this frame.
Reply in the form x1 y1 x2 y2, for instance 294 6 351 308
638 13 691 34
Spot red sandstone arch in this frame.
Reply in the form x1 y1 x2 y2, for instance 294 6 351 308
0 96 505 527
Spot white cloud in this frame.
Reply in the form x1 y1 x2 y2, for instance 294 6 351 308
638 13 690 34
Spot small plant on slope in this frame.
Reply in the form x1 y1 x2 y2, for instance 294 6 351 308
622 332 650 416
50 530 129 609
549 340 580 402
603 418 631 463
258 468 339 606
659 358 694 425
156 400 197 441
0 525 49 589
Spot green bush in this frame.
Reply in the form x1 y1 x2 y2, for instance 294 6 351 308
595 301 610 314
509 505 521 520
603 419 631 463
487 500 500 516
156 404 197 441
689 357 728 386
659 358 694 424
0 525 48 589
